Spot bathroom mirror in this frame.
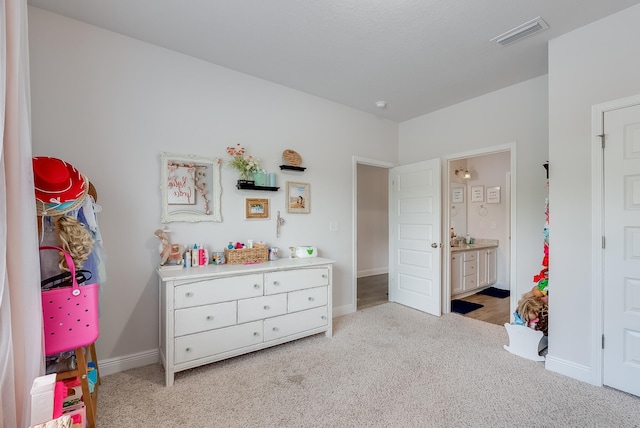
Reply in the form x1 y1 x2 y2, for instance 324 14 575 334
450 183 467 238
160 152 222 223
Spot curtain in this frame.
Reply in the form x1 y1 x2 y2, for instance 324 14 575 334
1 1 43 427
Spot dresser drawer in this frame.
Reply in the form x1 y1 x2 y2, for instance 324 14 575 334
463 260 476 276
175 274 263 309
237 294 287 324
288 286 328 313
264 268 329 294
263 306 328 341
175 321 263 364
174 301 237 337
463 251 476 262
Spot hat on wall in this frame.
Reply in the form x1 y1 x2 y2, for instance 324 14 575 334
33 157 89 216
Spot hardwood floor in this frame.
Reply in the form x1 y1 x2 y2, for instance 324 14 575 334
456 292 510 326
358 274 510 326
357 274 388 310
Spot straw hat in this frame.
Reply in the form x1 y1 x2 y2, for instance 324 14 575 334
33 157 89 216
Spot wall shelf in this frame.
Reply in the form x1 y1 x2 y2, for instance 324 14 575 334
236 181 279 191
279 165 306 171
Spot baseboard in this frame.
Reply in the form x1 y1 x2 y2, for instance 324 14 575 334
97 349 159 376
545 354 597 385
333 303 356 318
357 268 388 278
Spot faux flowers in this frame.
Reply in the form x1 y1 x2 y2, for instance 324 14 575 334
226 144 260 180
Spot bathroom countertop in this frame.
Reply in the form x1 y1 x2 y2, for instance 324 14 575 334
450 239 499 252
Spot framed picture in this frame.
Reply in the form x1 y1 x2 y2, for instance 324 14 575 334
451 187 464 203
471 185 484 202
161 152 222 223
487 186 501 204
286 181 310 214
245 198 270 219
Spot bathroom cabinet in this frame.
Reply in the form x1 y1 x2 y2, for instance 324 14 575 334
451 242 498 297
158 257 334 386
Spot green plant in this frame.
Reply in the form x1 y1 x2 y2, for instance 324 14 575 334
226 144 260 180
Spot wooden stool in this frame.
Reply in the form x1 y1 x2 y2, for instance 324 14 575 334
55 343 100 428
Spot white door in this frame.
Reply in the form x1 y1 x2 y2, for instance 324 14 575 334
389 159 441 315
603 103 640 396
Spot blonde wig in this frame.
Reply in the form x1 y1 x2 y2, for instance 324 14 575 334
56 216 94 271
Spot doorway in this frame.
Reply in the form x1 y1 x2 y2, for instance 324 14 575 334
443 145 516 325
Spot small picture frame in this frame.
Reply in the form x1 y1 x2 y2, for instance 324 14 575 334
452 187 464 203
487 186 501 204
286 182 310 214
245 198 270 219
471 185 484 202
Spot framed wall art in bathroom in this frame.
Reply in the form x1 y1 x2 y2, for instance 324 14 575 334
245 198 270 219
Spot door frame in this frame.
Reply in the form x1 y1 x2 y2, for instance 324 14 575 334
442 142 517 314
591 93 640 387
351 156 396 314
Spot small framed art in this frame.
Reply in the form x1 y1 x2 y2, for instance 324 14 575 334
286 182 310 214
487 186 501 204
245 198 270 219
471 185 484 202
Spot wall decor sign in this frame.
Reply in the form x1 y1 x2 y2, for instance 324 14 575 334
161 152 222 223
452 187 464 204
471 185 484 203
245 198 270 219
286 182 310 214
487 186 501 204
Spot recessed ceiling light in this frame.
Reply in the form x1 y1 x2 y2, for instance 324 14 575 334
375 101 387 109
491 16 549 47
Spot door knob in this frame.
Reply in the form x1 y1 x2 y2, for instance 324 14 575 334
431 243 438 248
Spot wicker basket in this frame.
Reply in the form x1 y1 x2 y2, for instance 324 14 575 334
224 247 268 264
282 149 302 167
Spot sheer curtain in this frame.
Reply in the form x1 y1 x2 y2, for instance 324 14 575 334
1 1 43 427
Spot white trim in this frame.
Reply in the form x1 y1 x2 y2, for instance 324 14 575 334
545 354 595 385
591 93 640 388
441 142 517 315
357 268 388 278
97 348 159 376
333 303 355 318
352 156 396 314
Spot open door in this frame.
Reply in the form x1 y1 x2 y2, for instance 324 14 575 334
602 103 640 396
389 159 441 315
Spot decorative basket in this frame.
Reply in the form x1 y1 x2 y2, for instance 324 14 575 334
224 247 268 264
282 149 302 167
40 246 100 356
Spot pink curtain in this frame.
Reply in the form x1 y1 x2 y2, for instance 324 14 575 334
1 1 44 427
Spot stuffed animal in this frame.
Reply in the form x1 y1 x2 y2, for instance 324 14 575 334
154 229 185 265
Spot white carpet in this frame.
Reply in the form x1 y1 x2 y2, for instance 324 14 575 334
97 303 640 427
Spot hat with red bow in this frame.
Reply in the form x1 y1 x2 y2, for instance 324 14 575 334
33 157 89 216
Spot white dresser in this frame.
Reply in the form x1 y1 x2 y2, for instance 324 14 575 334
158 257 334 386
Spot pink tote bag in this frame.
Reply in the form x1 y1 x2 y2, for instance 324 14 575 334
40 246 100 356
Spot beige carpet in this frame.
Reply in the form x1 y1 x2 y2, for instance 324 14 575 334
97 303 639 427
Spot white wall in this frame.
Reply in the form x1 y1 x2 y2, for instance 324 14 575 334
28 7 398 363
547 3 640 383
356 164 388 277
400 76 549 305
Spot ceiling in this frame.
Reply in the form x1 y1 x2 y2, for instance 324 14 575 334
26 0 640 122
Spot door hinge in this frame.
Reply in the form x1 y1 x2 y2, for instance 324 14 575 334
602 334 605 349
597 134 605 149
602 236 606 249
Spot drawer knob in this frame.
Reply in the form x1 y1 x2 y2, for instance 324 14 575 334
253 332 260 337
264 305 270 310
322 274 327 279
206 315 214 321
321 316 327 320
273 281 280 286
185 292 193 298
308 297 314 301
272 327 278 332
253 284 260 289
185 347 191 352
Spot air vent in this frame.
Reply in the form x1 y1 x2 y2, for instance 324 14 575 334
491 16 549 47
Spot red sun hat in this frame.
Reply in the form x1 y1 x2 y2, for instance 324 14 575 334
33 157 89 216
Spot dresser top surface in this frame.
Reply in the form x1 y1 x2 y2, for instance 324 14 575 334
158 257 335 281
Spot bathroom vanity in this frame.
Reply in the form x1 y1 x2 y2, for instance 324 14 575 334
450 240 498 297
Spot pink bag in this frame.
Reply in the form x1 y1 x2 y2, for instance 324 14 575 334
40 246 100 356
